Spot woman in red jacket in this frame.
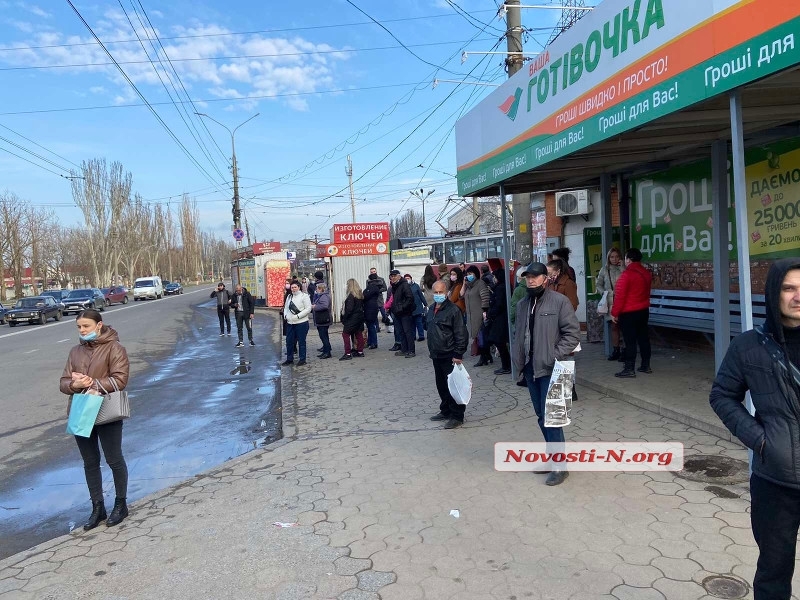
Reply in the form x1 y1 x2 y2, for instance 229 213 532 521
610 248 652 378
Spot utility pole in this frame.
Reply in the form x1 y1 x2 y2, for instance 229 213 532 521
346 155 356 223
244 212 252 246
195 112 259 231
410 188 435 236
506 0 532 264
473 197 480 234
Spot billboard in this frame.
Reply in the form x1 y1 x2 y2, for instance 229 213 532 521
252 242 281 254
633 137 800 261
456 0 800 195
332 222 390 244
317 242 389 258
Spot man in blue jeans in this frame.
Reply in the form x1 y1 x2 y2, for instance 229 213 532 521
511 262 580 486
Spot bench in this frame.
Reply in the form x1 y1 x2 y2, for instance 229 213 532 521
648 289 766 336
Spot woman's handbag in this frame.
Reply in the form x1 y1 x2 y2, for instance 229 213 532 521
66 392 104 437
596 290 609 315
315 308 331 325
94 378 131 425
288 300 301 315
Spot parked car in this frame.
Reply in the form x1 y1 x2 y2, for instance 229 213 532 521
40 290 67 312
101 286 129 305
0 305 8 325
133 276 163 301
164 282 183 295
6 296 62 326
62 288 106 315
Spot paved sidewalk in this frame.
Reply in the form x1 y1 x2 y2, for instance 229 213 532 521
0 319 795 599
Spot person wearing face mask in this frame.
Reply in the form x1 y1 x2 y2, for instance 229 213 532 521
426 280 469 429
464 265 493 367
209 282 232 336
546 258 579 311
447 267 467 315
59 309 131 530
282 282 312 366
405 274 428 342
512 262 580 486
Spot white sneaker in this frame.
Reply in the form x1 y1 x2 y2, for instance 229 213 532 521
219 333 224 337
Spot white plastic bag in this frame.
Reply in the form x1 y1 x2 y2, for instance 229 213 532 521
447 363 473 406
596 291 609 315
544 360 575 428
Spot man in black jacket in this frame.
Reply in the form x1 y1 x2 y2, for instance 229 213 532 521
389 269 416 357
210 282 232 336
231 284 255 347
427 280 469 429
710 258 800 599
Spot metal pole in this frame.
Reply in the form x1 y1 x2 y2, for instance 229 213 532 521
500 184 516 380
600 173 613 357
730 91 754 425
346 155 356 223
711 139 731 372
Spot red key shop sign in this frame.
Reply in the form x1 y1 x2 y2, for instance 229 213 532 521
332 222 390 244
316 242 389 258
252 242 282 254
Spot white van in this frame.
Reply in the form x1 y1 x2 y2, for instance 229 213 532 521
133 276 163 300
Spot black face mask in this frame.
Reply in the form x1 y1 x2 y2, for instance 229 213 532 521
526 284 545 298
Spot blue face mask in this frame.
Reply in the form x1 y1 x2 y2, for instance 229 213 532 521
80 330 98 342
433 293 447 304
466 274 476 282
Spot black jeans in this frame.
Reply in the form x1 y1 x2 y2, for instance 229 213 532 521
432 358 465 421
235 312 252 342
495 342 511 370
396 314 415 354
75 420 128 503
751 473 800 599
317 326 331 354
217 307 231 334
619 308 651 367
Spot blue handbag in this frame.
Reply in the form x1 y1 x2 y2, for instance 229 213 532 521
66 393 104 437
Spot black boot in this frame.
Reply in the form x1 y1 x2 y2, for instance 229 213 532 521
106 497 129 527
615 362 636 378
607 347 621 361
83 500 107 531
638 362 653 374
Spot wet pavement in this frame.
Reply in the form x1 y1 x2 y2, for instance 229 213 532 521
0 300 281 559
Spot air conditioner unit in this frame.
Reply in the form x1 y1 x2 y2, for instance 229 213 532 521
555 189 591 216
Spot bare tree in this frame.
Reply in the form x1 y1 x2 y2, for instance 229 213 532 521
70 159 132 286
0 193 30 299
179 195 201 282
390 209 426 239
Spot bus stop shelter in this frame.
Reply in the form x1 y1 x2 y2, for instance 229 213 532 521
455 0 800 371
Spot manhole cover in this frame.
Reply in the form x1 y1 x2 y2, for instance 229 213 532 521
675 454 749 484
702 575 749 598
705 485 740 499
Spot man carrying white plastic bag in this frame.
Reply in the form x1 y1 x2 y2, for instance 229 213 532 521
426 280 469 429
511 262 581 486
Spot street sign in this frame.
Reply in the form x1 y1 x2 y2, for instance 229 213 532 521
233 228 245 241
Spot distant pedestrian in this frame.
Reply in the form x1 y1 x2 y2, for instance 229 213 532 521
339 279 366 360
388 269 416 357
481 264 496 290
552 247 577 282
210 282 232 336
301 277 309 294
60 309 131 529
512 262 580 486
426 280 469 429
363 274 384 349
611 248 652 378
463 265 492 367
231 284 255 347
595 248 625 361
282 282 312 366
710 258 800 600
420 265 437 306
405 273 428 341
486 267 511 374
309 271 325 304
311 283 332 359
438 263 450 284
366 267 388 325
448 267 467 315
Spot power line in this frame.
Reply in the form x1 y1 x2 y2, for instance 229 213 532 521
0 122 82 169
0 11 502 52
65 0 233 197
0 145 69 178
0 39 496 71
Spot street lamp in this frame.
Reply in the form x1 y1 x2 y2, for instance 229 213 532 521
195 112 260 231
410 188 435 237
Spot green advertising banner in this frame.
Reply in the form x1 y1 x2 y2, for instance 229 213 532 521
633 137 800 261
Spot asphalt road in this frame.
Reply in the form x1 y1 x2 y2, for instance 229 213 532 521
0 288 281 559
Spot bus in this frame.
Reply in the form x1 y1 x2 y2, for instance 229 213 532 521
396 231 517 265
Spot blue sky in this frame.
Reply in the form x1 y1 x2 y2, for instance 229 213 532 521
0 0 596 242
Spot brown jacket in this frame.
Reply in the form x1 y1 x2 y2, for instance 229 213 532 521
60 326 130 401
551 273 579 311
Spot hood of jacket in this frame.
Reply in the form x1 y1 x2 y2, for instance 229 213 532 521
80 325 120 347
765 257 800 343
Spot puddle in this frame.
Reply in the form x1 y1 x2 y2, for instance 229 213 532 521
0 303 282 560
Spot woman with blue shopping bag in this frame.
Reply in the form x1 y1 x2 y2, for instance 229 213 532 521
60 309 131 530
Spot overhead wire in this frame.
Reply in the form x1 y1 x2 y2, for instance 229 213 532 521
65 0 233 197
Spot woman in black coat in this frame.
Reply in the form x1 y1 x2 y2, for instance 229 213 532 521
486 268 511 374
340 278 365 360
363 274 382 349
